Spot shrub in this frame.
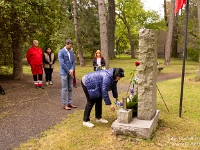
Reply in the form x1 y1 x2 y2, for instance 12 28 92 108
187 48 199 61
127 94 138 117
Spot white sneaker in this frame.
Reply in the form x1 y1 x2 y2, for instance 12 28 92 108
46 82 49 85
49 81 53 85
96 118 108 123
83 121 95 128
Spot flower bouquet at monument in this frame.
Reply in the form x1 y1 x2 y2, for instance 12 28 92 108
127 94 138 116
114 100 123 108
126 61 140 117
95 66 106 71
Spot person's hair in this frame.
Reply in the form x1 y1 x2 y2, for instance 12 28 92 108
33 40 38 45
45 47 51 53
113 68 125 79
65 39 73 45
94 50 102 58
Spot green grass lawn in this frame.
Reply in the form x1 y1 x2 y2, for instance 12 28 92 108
10 58 200 149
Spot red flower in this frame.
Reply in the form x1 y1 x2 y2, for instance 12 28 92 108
135 62 140 66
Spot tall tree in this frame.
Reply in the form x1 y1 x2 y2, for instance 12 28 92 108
116 0 137 58
164 0 168 26
10 2 23 79
98 0 109 69
107 0 116 59
165 0 175 65
117 13 135 58
73 0 85 66
115 0 161 58
0 0 63 79
196 0 200 80
61 0 100 57
171 15 178 58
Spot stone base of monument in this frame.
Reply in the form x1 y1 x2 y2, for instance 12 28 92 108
117 108 132 124
111 110 160 139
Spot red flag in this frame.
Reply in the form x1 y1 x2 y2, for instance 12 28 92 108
175 0 186 14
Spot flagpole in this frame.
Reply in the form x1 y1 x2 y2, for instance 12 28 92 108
179 0 189 117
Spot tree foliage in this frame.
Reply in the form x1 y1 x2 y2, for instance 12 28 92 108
115 0 162 58
0 0 64 79
3 0 197 79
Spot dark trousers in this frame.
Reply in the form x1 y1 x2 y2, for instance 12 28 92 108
33 74 43 87
73 69 76 86
33 74 42 81
81 81 102 122
44 68 53 82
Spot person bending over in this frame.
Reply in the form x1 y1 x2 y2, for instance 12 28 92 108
81 68 124 127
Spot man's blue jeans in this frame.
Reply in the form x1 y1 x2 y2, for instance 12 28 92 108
61 75 73 106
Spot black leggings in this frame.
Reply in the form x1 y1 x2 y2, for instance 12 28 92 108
81 81 102 122
33 74 42 81
44 68 53 82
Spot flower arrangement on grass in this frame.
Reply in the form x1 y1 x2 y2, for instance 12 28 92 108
127 61 140 117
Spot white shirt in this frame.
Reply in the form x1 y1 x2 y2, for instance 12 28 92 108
97 58 101 66
65 47 71 62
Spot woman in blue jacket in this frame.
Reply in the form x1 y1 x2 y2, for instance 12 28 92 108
81 68 124 127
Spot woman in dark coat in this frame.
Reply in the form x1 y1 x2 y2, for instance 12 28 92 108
92 50 106 71
43 47 56 85
81 68 125 127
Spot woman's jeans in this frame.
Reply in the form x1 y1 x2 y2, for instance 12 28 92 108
81 81 102 122
61 75 73 106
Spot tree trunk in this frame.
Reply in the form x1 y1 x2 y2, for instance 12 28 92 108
73 0 85 66
98 0 109 69
196 0 200 80
123 17 135 58
117 13 135 58
12 38 23 80
107 0 116 59
11 5 23 80
171 15 178 58
164 0 168 26
127 28 135 59
165 0 175 65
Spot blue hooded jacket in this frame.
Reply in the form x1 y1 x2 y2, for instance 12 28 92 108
84 68 118 105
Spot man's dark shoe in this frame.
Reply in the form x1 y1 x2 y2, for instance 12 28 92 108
68 104 77 108
35 86 39 89
73 85 77 88
39 86 44 89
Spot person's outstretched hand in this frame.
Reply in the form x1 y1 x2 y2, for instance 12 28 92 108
109 104 115 112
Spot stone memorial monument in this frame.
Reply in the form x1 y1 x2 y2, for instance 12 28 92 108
111 28 160 139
